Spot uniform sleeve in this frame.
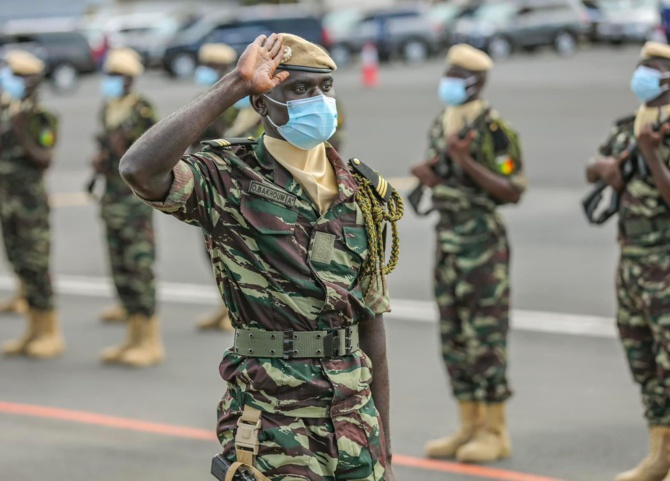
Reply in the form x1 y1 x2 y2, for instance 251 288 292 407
138 152 231 233
31 110 58 148
359 273 391 316
424 112 444 162
129 99 157 144
492 119 526 193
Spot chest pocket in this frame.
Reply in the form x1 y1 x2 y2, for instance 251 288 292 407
241 195 298 235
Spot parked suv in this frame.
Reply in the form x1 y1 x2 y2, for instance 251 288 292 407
162 6 328 78
0 31 96 91
327 4 449 66
450 0 590 59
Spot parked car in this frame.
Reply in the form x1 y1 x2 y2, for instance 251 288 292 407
450 0 591 59
162 5 328 78
591 0 659 44
326 3 455 66
0 31 96 92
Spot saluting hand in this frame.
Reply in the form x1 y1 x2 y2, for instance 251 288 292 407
235 33 290 95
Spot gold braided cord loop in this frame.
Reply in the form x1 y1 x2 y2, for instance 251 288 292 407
352 173 404 284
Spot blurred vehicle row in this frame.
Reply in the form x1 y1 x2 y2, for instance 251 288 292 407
0 0 667 93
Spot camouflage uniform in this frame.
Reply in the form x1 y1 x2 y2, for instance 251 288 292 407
142 138 390 480
0 97 57 311
426 106 525 403
98 94 157 317
601 115 670 426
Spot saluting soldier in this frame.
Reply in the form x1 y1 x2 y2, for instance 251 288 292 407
411 44 526 463
0 50 63 358
92 48 163 367
586 42 670 481
120 34 402 480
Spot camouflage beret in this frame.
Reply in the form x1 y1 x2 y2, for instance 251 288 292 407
446 44 493 72
641 41 670 61
104 47 144 77
199 43 237 65
276 33 336 73
5 50 44 75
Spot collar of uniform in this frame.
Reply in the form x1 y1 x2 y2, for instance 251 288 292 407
253 135 359 210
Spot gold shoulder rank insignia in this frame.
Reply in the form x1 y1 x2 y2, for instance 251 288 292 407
348 158 391 203
201 137 258 151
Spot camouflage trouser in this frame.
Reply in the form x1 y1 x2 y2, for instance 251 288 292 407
617 252 670 426
101 199 156 317
217 388 387 481
0 180 53 310
434 226 512 403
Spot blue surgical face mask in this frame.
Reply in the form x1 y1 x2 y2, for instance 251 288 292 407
194 65 219 87
264 94 338 151
630 65 670 103
2 72 26 100
438 76 477 106
101 75 124 99
234 96 252 110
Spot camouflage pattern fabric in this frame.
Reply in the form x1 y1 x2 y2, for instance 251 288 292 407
426 106 523 403
596 115 670 425
140 136 391 477
0 97 57 311
98 93 157 317
217 394 386 480
617 251 670 425
598 115 670 253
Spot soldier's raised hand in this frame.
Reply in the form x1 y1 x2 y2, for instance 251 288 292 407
638 123 670 155
235 34 290 95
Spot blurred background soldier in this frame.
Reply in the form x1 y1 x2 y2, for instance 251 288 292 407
0 50 63 359
92 47 163 367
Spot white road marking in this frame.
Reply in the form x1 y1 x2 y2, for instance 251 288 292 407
0 274 616 339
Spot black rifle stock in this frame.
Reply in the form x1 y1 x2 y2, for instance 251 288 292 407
582 120 664 225
85 134 111 196
211 454 257 481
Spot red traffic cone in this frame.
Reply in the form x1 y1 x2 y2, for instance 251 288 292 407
361 42 379 88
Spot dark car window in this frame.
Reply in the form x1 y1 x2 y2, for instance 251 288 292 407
207 21 269 46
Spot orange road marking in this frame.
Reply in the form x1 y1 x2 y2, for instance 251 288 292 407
0 401 566 481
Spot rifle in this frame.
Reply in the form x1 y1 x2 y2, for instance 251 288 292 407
211 454 257 481
408 108 491 216
581 119 666 225
85 134 112 198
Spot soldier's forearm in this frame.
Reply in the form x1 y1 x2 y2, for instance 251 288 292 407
120 71 250 201
359 315 393 463
642 148 670 208
455 154 521 204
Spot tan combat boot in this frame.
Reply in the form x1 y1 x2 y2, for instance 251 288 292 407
617 427 670 481
24 310 65 359
456 403 511 463
116 315 165 367
2 309 40 355
100 304 127 323
425 402 484 458
100 314 141 363
0 286 28 314
196 305 233 331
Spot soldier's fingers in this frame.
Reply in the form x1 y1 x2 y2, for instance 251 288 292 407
253 35 267 48
265 33 279 51
272 71 290 86
267 34 283 58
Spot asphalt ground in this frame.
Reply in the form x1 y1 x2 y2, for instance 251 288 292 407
0 45 654 481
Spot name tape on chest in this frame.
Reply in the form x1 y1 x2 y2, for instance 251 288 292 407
249 181 297 208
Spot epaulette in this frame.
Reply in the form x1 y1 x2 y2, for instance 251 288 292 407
201 137 258 151
615 114 636 127
348 158 391 203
